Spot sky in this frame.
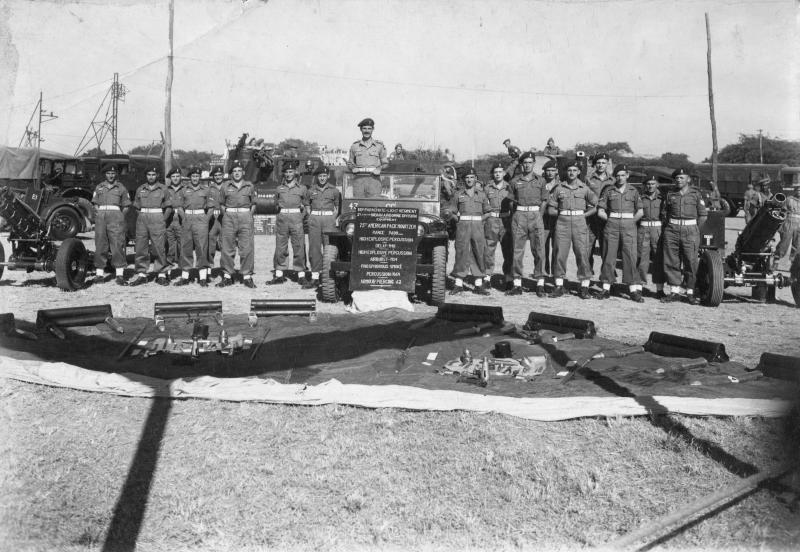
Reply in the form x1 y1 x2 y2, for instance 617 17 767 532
1 0 798 162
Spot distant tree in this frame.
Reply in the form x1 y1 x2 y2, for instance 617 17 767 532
128 143 164 156
573 141 633 157
81 147 107 157
707 133 800 165
173 149 215 170
658 152 693 168
276 138 319 157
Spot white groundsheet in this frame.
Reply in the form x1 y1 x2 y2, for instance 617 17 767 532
1 356 795 421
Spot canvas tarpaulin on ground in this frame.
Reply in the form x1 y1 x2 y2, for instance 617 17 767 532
0 309 797 420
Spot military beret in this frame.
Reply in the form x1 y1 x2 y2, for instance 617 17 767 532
757 176 771 185
542 160 557 171
144 165 160 174
187 166 201 176
612 164 628 176
230 160 245 170
464 167 477 177
211 166 224 176
565 159 580 169
644 174 659 184
101 162 118 173
166 167 182 178
357 117 375 127
315 165 330 175
395 143 403 149
489 162 505 172
593 153 610 163
502 138 511 145
518 151 534 162
671 167 689 179
282 159 299 171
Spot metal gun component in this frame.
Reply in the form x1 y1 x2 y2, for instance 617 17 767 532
116 325 148 361
561 345 645 385
153 301 224 332
523 311 596 339
248 299 317 321
249 327 272 360
36 305 123 333
644 332 729 363
0 313 38 341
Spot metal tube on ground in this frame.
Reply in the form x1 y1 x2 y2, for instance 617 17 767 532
644 332 729 362
36 305 113 328
523 312 597 339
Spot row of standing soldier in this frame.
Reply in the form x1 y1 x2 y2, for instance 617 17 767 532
445 151 710 304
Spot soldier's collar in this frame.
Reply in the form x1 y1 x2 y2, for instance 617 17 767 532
358 138 374 147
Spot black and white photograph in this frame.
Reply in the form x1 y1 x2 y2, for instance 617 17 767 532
1 0 799 550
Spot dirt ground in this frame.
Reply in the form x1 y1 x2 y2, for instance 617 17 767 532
0 215 798 367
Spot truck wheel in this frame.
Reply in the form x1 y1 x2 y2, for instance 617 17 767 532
321 244 340 303
48 207 81 240
0 240 4 281
791 255 800 308
430 244 446 306
55 238 88 291
698 249 724 306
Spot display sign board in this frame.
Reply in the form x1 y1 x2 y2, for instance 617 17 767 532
253 215 275 235
350 206 418 292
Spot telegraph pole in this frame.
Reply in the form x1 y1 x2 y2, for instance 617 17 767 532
705 13 718 186
19 91 58 151
110 72 127 154
758 129 764 163
164 0 174 174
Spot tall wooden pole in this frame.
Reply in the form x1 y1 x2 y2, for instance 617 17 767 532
705 13 718 185
164 0 174 174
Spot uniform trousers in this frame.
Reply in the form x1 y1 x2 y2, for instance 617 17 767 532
308 214 337 273
207 214 222 265
553 214 592 281
637 225 664 284
586 215 604 273
775 218 800 266
662 224 699 288
274 212 306 272
351 176 382 198
221 211 254 275
94 210 126 269
165 213 182 265
483 216 512 279
134 212 168 274
543 213 556 275
511 210 546 280
179 213 210 270
452 219 486 279
601 218 638 284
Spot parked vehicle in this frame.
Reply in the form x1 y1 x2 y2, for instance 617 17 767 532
693 163 800 217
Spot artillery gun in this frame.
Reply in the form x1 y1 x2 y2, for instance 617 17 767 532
696 192 800 306
0 185 90 290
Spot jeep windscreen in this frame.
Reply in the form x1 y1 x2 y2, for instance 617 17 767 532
343 173 439 201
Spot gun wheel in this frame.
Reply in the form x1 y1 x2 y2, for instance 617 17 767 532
0 241 4 281
55 238 89 291
321 244 341 303
430 244 447 306
697 249 724 307
791 255 800 308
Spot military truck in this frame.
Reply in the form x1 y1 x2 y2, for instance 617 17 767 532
693 163 800 217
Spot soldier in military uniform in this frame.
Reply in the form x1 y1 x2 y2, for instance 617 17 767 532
217 160 257 288
482 162 513 290
742 181 762 224
541 159 561 276
206 166 225 273
546 160 597 299
305 165 341 289
174 167 214 287
661 167 708 304
502 139 522 179
597 164 644 301
637 174 666 298
450 168 490 295
506 151 548 296
585 153 614 274
127 165 171 286
267 160 309 285
164 167 184 276
346 118 389 198
92 163 131 285
773 182 800 270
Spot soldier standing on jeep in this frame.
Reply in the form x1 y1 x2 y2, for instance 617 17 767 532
347 118 389 198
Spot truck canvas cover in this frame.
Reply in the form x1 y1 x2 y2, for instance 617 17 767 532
0 145 69 180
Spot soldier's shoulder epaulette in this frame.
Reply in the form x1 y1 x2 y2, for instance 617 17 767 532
351 140 361 146
373 140 384 146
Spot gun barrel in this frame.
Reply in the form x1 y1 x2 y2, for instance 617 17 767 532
735 193 787 255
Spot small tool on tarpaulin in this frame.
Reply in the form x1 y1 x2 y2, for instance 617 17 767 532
560 345 645 384
250 327 272 360
394 336 417 373
116 325 148 361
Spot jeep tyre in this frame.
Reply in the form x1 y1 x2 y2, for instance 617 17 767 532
431 244 446 306
55 238 88 291
697 249 724 307
321 244 340 303
0 241 4 281
791 254 800 308
48 207 81 240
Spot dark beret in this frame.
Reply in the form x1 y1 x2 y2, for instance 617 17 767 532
230 160 244 170
358 117 375 127
565 159 580 169
144 165 160 174
282 159 299 172
211 166 224 176
542 160 557 171
502 138 511 144
101 162 118 173
489 162 505 172
593 153 609 163
645 174 659 184
672 167 689 179
612 164 628 176
166 167 182 178
518 151 534 162
315 165 330 175
464 167 477 177
187 166 201 176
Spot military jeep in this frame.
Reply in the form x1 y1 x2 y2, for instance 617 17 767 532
321 168 450 305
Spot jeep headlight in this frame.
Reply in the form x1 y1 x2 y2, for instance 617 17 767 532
417 223 426 237
345 222 355 236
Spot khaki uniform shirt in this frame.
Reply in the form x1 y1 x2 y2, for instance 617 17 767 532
641 192 663 221
598 184 642 214
548 180 597 212
276 180 307 210
180 184 213 210
663 188 708 220
92 180 131 208
455 189 490 216
586 171 615 198
509 173 547 206
134 182 169 210
348 139 389 169
485 181 511 214
219 180 256 209
309 184 341 211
